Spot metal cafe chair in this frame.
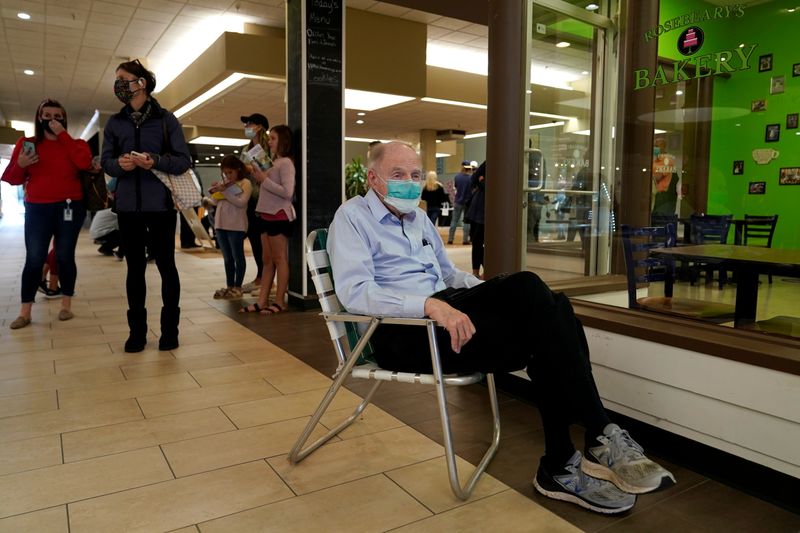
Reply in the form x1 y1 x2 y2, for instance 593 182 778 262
621 224 735 321
288 229 501 501
743 214 779 284
689 214 733 289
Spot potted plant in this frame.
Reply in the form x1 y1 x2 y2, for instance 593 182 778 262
345 157 367 198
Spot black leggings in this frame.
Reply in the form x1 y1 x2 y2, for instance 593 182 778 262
371 272 611 465
247 200 263 279
117 211 180 310
469 222 485 271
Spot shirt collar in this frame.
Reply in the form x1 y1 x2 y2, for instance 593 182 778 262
365 188 417 224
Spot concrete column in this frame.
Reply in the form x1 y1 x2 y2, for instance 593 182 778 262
419 129 437 173
485 0 527 276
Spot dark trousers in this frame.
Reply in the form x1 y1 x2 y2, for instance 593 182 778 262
179 208 197 247
247 200 263 279
216 229 247 287
22 201 86 302
118 211 180 310
469 222 485 271
372 272 610 465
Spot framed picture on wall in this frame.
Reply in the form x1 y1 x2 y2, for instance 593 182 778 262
779 167 800 185
788 113 799 129
751 99 767 112
793 63 800 77
759 53 773 72
770 75 785 94
733 160 744 175
765 123 780 142
748 181 766 194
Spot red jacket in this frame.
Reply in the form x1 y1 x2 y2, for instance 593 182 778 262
1 132 92 203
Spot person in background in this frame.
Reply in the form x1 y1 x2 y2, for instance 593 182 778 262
421 170 449 226
328 141 675 516
447 160 474 245
210 155 252 300
102 59 192 352
40 245 61 298
240 124 295 315
82 155 109 220
239 113 271 295
464 161 486 277
1 98 91 329
651 137 680 218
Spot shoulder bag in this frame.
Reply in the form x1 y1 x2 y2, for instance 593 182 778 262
151 117 201 210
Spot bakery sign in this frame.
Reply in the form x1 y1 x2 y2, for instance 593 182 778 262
633 5 753 91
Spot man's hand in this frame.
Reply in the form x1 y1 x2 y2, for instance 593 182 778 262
424 298 476 353
17 151 39 168
118 154 136 171
131 152 154 170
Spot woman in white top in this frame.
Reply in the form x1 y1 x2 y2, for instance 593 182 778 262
240 125 295 315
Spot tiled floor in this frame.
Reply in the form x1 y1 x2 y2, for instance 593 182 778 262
0 209 798 531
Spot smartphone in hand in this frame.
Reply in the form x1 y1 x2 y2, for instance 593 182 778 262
130 151 148 158
23 141 36 155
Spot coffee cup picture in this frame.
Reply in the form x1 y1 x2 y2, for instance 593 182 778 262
752 148 779 164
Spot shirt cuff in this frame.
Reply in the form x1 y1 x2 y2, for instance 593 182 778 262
403 294 428 318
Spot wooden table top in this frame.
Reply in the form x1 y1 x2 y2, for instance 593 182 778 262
653 244 800 268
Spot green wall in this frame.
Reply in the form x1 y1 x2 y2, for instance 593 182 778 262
657 0 799 248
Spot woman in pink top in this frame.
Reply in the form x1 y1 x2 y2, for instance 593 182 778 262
241 125 295 315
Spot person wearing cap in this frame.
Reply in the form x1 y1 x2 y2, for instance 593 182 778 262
239 113 271 294
447 160 475 245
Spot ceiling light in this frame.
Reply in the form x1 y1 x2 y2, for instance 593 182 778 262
463 132 488 139
427 41 488 76
356 119 364 124
345 89 414 111
581 71 590 75
654 128 667 134
788 8 796 12
174 73 281 118
739 43 745 48
357 112 366 116
233 150 239 154
586 3 600 10
420 97 487 110
214 146 220 150
555 41 571 48
435 153 452 158
571 129 591 135
195 160 199 163
675 90 684 95
189 136 248 146
530 111 574 120
345 137 393 143
530 121 566 130
23 69 34 76
205 157 210 160
17 12 31 20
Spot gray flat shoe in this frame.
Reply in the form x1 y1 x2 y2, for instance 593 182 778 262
58 309 74 321
10 316 31 329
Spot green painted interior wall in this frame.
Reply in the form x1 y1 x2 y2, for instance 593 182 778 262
657 0 798 248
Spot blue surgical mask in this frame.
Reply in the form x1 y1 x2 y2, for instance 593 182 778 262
244 127 256 139
653 146 661 157
376 175 423 214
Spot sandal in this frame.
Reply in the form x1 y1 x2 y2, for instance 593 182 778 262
239 303 262 313
260 303 284 315
213 287 230 299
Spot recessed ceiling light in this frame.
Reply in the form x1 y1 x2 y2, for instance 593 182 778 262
23 69 34 76
189 136 248 146
581 71 590 75
344 89 414 111
17 12 31 20
356 119 364 124
675 90 684 95
555 41 571 48
194 160 199 163
233 150 239 154
586 3 600 10
357 112 366 116
214 146 219 150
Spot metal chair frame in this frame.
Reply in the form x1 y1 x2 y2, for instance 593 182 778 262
743 214 779 284
288 229 501 501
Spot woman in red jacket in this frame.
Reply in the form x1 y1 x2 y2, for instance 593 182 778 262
1 99 92 329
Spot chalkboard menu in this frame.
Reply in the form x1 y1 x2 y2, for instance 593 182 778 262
306 1 342 87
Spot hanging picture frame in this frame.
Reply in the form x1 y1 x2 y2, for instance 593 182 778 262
770 75 785 94
759 53 773 72
765 123 780 142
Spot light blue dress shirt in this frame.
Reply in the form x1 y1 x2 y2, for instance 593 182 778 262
328 189 482 318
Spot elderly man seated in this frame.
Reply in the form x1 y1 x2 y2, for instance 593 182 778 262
327 141 675 515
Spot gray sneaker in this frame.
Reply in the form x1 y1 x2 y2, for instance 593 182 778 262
533 451 636 514
583 423 676 494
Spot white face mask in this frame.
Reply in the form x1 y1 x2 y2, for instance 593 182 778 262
244 127 256 139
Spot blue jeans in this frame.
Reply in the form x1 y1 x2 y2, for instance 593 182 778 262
22 200 86 302
216 229 247 287
447 202 470 243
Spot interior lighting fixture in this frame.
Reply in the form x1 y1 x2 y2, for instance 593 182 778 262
189 136 248 146
585 3 600 10
530 111 574 120
555 41 571 48
427 41 488 76
344 137 392 143
356 119 364 124
420 97 487 110
17 12 31 20
788 8 796 12
10 120 34 136
345 89 414 111
571 129 591 135
739 43 746 48
23 69 34 76
654 128 667 134
174 73 281 118
530 121 566 130
357 112 366 116
233 150 239 154
463 132 488 139
581 71 590 75
675 90 684 95
435 153 451 158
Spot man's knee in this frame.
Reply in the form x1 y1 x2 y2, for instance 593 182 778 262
495 271 554 304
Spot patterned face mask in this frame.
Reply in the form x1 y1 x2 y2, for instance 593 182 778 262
114 78 142 103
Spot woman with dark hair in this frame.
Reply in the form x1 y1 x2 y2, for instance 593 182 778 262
464 161 486 278
240 124 295 315
238 113 270 294
101 59 192 352
1 99 92 329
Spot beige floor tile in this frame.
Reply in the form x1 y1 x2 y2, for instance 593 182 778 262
268 426 444 495
0 434 62 476
265 367 336 395
68 461 293 533
0 506 68 533
55 350 174 375
392 490 582 533
321 404 405 439
200 474 432 533
0 390 58 418
386 457 508 513
137 380 282 418
170 338 275 359
0 398 142 443
0 358 54 380
228 344 297 363
0 447 173 518
63 408 236 463
58 372 200 408
162 416 334 477
170 527 199 533
52 330 154 349
221 387 363 428
0 343 113 365
0 366 125 399
121 353 242 380
190 358 310 388
0 336 52 354
108 332 214 354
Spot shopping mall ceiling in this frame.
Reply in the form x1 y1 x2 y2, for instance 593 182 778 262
0 0 596 155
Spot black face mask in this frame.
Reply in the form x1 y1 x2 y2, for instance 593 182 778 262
40 118 66 135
